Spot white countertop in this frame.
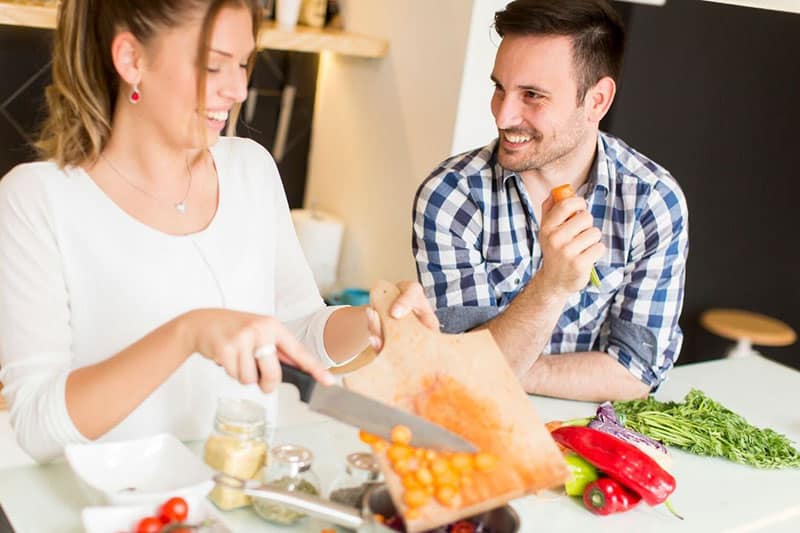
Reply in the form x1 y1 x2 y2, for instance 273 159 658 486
1 355 799 532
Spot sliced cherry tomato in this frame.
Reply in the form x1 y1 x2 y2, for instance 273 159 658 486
135 516 163 533
158 496 189 523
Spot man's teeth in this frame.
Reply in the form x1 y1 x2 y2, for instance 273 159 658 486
504 133 531 143
206 110 229 121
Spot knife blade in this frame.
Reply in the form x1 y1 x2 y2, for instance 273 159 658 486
280 362 476 453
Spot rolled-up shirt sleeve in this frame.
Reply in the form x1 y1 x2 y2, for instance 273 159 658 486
0 168 89 463
603 177 689 390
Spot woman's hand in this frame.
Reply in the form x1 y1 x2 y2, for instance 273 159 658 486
184 309 334 393
365 281 439 352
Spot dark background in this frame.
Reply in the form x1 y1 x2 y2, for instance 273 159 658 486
1 0 798 369
0 26 318 209
604 0 799 369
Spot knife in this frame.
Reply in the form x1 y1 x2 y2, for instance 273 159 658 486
279 362 476 453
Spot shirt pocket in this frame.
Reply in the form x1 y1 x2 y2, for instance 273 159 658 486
579 263 626 329
486 258 530 308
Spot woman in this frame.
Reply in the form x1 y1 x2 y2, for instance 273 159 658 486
0 0 436 463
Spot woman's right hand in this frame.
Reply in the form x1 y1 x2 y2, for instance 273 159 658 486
182 309 334 393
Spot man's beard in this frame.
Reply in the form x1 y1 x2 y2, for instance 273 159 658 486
497 113 586 173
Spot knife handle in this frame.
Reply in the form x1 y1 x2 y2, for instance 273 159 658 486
280 362 316 403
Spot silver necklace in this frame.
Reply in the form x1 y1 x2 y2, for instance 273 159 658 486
101 153 194 214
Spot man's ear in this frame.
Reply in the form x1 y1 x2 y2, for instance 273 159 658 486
110 32 144 87
584 76 617 123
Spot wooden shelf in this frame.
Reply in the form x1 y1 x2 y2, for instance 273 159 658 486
0 1 388 58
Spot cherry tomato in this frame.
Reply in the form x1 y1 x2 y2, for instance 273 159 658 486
159 496 189 523
135 516 162 533
451 521 476 533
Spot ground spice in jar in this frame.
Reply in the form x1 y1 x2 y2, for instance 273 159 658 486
204 398 268 510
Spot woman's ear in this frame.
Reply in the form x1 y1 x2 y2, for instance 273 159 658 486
584 76 617 123
110 32 144 86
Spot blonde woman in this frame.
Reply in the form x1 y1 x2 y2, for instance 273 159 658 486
0 0 435 463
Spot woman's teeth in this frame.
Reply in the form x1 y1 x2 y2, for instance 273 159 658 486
206 110 229 122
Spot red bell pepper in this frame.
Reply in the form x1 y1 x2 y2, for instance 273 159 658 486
583 478 641 515
551 426 676 506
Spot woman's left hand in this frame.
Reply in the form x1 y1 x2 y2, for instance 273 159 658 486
364 281 439 352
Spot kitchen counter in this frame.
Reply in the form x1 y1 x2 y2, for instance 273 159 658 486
1 355 799 532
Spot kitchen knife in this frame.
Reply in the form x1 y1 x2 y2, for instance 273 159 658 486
280 362 476 453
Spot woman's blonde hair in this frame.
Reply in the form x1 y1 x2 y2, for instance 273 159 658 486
36 0 261 168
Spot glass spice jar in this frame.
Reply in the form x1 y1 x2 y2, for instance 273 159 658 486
253 443 321 525
328 452 383 508
204 398 268 510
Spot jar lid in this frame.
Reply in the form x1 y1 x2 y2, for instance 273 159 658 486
346 453 381 480
214 398 266 438
271 444 314 472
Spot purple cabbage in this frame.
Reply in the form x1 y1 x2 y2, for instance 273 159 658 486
588 402 668 456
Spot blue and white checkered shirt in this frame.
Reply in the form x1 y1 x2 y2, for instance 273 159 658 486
413 132 689 389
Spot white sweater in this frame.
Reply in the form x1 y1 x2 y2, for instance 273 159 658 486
0 137 339 463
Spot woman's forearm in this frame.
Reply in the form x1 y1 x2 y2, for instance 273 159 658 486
65 315 193 439
323 306 370 364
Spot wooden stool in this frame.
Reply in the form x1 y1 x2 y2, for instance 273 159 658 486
700 308 797 358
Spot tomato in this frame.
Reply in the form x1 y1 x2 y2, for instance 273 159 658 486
451 521 476 533
159 496 189 523
135 516 162 533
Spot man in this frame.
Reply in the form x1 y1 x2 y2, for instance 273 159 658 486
412 0 688 401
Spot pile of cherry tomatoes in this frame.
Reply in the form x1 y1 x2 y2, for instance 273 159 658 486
133 496 190 533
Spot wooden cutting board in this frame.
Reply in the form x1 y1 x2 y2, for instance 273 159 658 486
344 281 568 532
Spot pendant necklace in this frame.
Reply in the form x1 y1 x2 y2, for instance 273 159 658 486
101 152 195 214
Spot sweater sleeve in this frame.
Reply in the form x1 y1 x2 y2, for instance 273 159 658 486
0 165 90 463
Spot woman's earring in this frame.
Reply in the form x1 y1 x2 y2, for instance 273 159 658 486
129 84 141 104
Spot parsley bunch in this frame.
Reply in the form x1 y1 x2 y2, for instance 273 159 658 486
613 389 800 469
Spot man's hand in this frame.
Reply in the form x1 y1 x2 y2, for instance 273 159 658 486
538 195 605 294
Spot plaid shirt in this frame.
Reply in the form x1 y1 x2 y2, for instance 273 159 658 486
413 132 689 389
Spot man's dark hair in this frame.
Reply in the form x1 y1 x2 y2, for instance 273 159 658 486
494 0 625 103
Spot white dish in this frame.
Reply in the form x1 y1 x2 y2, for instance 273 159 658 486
65 433 215 505
82 493 232 533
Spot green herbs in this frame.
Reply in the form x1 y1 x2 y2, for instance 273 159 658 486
613 389 800 469
252 477 319 525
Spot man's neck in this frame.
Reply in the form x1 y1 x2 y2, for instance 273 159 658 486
519 132 599 221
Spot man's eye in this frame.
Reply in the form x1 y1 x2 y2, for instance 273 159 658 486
525 91 540 99
207 67 221 73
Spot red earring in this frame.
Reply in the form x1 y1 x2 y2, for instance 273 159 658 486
129 84 141 104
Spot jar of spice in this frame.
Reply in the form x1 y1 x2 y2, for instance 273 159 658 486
328 452 383 508
253 443 321 525
204 398 268 510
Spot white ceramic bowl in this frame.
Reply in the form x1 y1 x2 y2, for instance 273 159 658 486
65 433 215 505
82 493 232 533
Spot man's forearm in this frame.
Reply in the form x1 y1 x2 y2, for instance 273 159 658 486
478 274 569 377
523 351 650 401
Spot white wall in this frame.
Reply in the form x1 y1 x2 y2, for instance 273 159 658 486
304 1 474 289
450 0 508 155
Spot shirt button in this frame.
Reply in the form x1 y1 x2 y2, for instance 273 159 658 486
514 278 521 285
